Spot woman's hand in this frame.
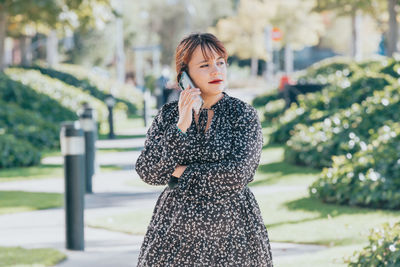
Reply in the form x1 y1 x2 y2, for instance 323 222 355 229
176 86 201 133
172 164 187 178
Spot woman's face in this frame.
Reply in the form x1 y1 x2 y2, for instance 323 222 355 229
187 45 227 97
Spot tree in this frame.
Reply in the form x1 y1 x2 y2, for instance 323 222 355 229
211 0 324 75
314 0 384 60
271 0 324 74
123 0 233 66
0 0 62 69
210 0 276 76
387 0 399 56
0 0 113 69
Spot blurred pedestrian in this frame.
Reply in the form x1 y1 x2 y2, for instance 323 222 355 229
135 32 273 266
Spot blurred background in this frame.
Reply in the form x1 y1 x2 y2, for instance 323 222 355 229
1 0 400 266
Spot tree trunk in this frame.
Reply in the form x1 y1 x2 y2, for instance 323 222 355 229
351 9 363 61
116 16 125 84
0 8 7 71
46 30 58 66
264 26 274 83
20 35 32 66
387 0 398 56
251 56 258 77
284 43 293 74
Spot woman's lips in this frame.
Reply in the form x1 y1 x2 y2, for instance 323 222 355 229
209 79 223 84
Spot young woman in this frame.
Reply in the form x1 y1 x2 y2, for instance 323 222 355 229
135 33 273 266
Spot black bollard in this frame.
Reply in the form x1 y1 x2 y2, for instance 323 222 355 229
105 95 116 139
60 121 85 251
79 106 97 194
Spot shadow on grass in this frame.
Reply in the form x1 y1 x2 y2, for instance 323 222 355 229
98 147 142 152
0 164 62 179
252 161 320 186
98 134 147 140
266 195 392 230
0 191 63 215
262 142 283 150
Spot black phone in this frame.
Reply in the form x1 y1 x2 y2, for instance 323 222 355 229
178 71 195 91
178 71 203 114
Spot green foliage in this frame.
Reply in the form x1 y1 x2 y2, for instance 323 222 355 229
0 72 78 168
0 100 59 149
310 121 400 209
55 63 143 112
5 68 109 126
0 134 41 168
0 72 76 122
144 74 157 95
285 81 400 169
24 65 138 115
269 71 394 145
347 222 400 266
380 58 400 79
297 57 359 84
252 89 281 108
263 98 286 124
0 246 66 267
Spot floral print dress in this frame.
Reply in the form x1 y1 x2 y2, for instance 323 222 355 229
135 92 273 266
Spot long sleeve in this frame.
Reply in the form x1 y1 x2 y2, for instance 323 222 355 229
176 106 263 201
135 103 189 186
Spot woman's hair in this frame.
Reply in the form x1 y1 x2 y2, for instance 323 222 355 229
175 32 228 82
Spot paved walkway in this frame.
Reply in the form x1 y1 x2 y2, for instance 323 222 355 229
0 89 328 266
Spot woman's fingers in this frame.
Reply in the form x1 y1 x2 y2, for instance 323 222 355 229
181 88 200 107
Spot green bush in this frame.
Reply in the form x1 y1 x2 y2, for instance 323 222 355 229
0 100 59 149
0 72 76 122
297 57 360 85
263 98 286 124
310 121 400 209
347 222 400 266
5 68 109 128
0 133 41 168
55 63 143 111
252 89 281 108
380 58 400 79
285 82 400 169
24 65 137 115
269 73 394 145
357 57 389 73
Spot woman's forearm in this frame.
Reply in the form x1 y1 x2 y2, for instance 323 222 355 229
172 164 187 177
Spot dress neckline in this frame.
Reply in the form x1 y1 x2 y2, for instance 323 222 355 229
200 92 228 111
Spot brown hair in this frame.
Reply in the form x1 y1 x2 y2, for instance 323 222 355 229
175 32 228 82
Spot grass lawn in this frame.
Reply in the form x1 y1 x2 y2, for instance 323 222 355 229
0 247 66 267
0 164 121 183
85 143 400 266
98 116 148 140
0 246 66 267
0 191 63 215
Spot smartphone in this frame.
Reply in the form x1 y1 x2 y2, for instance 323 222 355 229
178 71 203 114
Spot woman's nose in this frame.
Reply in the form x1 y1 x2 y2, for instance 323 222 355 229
210 62 221 74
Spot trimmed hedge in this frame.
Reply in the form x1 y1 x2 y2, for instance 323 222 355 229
310 121 400 209
285 80 400 169
5 68 109 127
252 89 281 108
347 222 400 266
263 99 286 124
297 57 360 85
269 73 394 145
0 72 76 122
55 63 143 112
0 100 59 149
24 65 138 115
0 133 41 168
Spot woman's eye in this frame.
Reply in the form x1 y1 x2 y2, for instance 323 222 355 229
218 61 225 66
200 64 209 68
